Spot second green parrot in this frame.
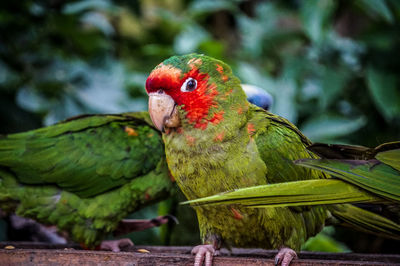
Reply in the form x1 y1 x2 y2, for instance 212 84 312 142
0 112 176 250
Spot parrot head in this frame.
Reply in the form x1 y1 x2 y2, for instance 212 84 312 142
146 54 247 133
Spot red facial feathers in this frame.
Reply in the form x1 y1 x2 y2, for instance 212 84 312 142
146 63 224 130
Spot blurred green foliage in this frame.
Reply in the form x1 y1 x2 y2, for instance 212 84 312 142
301 226 350 253
1 0 399 252
1 0 399 144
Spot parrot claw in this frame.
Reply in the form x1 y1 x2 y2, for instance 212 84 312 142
191 244 219 266
274 247 297 266
100 238 134 252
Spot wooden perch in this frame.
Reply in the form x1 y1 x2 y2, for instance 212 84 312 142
0 242 399 265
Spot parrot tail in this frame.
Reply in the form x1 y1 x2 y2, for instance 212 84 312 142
328 204 400 240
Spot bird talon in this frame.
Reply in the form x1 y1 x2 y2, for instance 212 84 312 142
274 247 297 266
191 244 218 266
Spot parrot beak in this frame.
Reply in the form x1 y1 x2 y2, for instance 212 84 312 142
148 91 180 132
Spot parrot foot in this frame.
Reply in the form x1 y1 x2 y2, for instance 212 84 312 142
191 244 220 266
114 215 178 236
274 247 298 266
100 238 133 252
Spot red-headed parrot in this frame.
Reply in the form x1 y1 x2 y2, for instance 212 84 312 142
145 54 400 266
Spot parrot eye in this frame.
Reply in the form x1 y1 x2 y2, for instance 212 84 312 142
181 78 197 92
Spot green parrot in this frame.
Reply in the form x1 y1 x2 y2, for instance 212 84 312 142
0 111 176 250
145 54 399 266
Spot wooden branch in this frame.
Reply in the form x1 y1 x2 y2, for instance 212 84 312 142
0 242 399 265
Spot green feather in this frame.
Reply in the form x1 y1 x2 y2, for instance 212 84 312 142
296 159 400 202
376 149 400 171
183 179 376 207
328 204 400 240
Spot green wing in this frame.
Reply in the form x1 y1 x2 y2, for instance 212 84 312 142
376 149 400 171
183 179 376 207
0 112 165 198
295 159 400 202
296 142 400 202
252 108 325 184
328 204 400 240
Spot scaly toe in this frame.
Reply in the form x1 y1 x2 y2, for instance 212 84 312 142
274 247 297 266
191 244 218 266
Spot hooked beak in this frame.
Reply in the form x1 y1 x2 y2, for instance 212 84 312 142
148 91 180 132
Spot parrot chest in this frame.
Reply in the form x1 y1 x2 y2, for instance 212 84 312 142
163 129 283 247
163 129 267 199
163 128 325 250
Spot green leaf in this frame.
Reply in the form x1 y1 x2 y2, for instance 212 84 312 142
0 60 19 88
319 67 351 109
272 57 305 123
81 11 115 36
272 79 297 123
198 40 225 59
173 24 210 54
366 67 400 121
357 0 394 23
188 0 237 15
236 62 275 95
63 0 113 14
16 87 53 113
300 115 366 142
301 0 336 42
302 227 350 252
237 15 265 57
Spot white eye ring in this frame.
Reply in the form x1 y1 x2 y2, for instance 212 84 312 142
180 77 197 92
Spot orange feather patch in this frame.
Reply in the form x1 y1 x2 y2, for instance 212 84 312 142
125 127 138 136
168 171 176 182
230 207 243 220
247 123 256 136
210 110 225 125
186 135 196 145
147 64 182 87
214 131 225 142
216 64 228 82
145 191 151 200
188 58 202 68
